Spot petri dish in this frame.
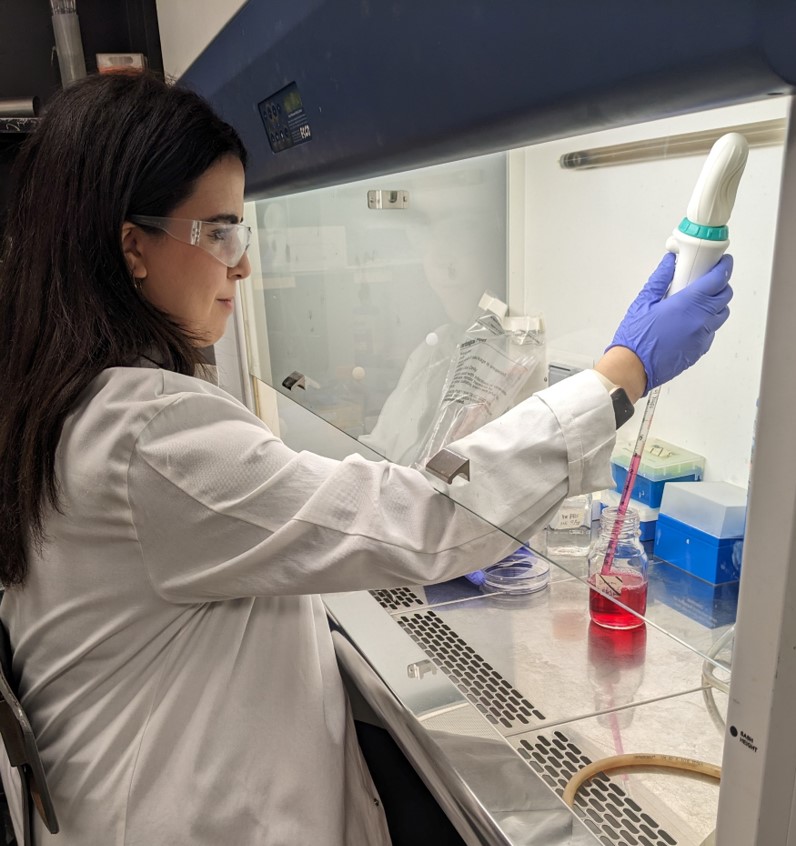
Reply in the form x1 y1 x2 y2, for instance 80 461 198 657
481 546 550 595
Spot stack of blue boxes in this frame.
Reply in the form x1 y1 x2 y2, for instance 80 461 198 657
606 439 747 627
604 440 748 627
653 481 747 627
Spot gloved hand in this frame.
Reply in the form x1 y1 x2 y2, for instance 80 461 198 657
463 545 538 589
607 252 733 394
464 570 486 587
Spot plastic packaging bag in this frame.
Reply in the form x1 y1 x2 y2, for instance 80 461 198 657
412 293 545 472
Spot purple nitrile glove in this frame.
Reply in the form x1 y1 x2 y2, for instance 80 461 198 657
464 570 486 587
607 252 734 395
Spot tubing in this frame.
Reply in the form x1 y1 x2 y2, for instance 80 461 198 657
562 752 721 807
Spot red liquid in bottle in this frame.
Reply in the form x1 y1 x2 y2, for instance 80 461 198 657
589 573 648 630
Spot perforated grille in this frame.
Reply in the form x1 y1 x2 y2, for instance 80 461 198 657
370 587 425 611
518 732 678 845
395 609 545 729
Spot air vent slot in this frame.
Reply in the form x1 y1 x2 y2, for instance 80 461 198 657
370 587 425 611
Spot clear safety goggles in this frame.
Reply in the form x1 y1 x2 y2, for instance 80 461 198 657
129 215 252 268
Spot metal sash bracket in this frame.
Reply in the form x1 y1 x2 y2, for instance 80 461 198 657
407 659 437 680
367 189 409 209
425 449 470 484
282 371 306 391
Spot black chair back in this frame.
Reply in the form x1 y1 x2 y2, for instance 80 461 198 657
0 607 58 845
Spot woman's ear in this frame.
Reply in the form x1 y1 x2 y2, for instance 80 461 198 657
121 222 148 281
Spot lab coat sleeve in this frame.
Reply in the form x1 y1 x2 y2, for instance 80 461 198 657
127 370 615 602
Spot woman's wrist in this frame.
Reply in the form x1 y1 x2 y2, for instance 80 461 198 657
594 346 647 404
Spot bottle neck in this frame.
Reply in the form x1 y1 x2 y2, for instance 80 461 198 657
599 506 640 540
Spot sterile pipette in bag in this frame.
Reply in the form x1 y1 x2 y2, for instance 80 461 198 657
599 133 749 580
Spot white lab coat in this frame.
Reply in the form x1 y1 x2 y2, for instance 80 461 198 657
0 363 615 845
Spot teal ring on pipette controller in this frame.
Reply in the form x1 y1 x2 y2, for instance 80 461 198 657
677 217 728 241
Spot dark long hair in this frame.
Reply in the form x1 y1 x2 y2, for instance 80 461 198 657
0 72 248 587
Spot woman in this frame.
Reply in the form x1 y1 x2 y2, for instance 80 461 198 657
0 72 732 845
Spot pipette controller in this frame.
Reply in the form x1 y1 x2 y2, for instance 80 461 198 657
601 133 749 574
666 133 749 295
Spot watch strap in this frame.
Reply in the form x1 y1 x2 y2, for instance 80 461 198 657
610 386 635 429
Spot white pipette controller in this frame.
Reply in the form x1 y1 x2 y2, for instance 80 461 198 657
665 132 749 295
601 132 749 574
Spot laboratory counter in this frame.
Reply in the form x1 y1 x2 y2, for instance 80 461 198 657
325 564 729 846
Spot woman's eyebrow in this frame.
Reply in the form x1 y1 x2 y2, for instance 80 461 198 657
204 213 241 224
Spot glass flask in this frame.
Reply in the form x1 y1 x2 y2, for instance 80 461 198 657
544 493 593 557
588 507 648 630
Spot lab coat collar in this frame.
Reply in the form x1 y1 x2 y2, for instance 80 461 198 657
195 363 220 386
135 352 219 387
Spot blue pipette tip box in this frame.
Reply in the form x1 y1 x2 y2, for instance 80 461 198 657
660 481 748 538
611 438 706 508
655 481 747 584
611 465 699 508
654 514 744 584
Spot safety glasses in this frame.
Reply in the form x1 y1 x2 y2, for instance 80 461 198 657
129 215 252 268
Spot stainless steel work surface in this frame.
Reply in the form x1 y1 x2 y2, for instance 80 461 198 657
368 560 736 661
349 577 708 733
326 574 728 845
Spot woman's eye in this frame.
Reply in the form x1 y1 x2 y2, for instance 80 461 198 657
209 227 231 242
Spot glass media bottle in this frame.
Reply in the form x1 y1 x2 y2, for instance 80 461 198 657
588 507 648 630
544 493 592 557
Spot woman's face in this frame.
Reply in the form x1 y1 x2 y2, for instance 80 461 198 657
123 155 250 346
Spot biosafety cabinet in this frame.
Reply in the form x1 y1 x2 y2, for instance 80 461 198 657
183 3 796 844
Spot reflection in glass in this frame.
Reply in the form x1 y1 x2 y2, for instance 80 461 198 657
252 154 508 462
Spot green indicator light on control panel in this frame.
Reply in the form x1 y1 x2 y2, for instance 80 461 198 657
283 90 302 114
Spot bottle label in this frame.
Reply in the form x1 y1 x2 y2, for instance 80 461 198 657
593 573 623 597
552 506 589 530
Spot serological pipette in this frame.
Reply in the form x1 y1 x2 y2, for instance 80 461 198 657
601 132 749 574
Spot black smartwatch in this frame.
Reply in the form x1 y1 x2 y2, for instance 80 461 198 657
610 386 635 429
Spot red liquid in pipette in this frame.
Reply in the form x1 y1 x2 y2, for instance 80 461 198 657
600 452 642 572
589 574 648 629
601 386 660 573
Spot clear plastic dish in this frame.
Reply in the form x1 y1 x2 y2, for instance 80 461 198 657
481 546 550 595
